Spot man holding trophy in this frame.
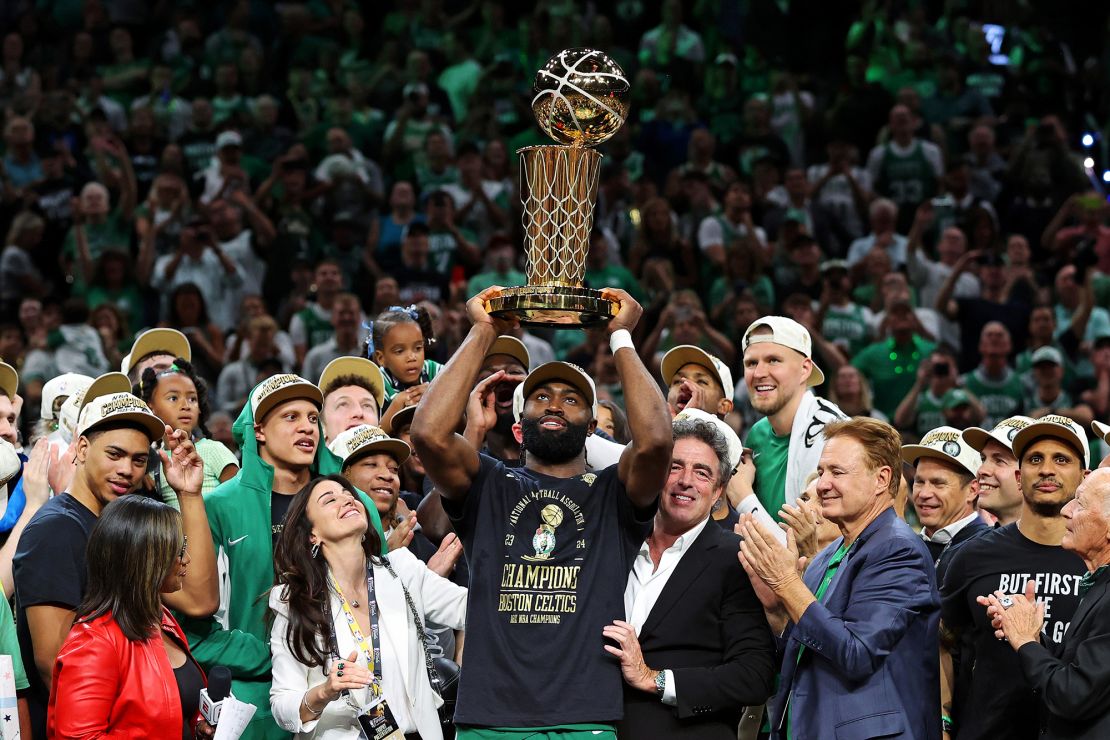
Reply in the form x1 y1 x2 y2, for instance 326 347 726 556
411 50 674 739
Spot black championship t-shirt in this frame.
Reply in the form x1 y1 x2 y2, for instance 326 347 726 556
271 492 295 544
443 454 653 727
12 493 99 738
940 523 1086 739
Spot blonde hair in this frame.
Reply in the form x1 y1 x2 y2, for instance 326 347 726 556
4 211 44 246
828 366 875 412
823 417 902 496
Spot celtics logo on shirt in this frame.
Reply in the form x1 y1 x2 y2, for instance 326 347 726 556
499 490 588 624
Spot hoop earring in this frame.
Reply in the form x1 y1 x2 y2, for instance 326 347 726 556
310 542 320 559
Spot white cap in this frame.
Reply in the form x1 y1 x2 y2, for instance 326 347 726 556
0 439 19 488
901 425 981 477
0 362 16 399
250 374 323 422
742 316 825 386
1012 415 1091 470
1092 420 1110 445
76 373 164 440
660 345 735 400
673 407 742 472
328 424 410 466
963 416 1036 454
41 373 93 421
216 130 243 149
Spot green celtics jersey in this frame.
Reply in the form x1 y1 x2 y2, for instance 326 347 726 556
961 367 1025 428
913 389 946 440
822 303 872 356
745 417 791 522
852 336 936 419
874 141 937 216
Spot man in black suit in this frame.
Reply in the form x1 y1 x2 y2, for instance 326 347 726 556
982 466 1110 740
603 415 776 740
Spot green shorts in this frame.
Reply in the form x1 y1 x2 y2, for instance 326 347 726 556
456 725 617 740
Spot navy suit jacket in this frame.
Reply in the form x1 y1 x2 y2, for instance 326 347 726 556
770 507 941 740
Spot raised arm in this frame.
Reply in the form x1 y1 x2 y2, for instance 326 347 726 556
411 287 519 499
607 288 673 509
934 250 980 320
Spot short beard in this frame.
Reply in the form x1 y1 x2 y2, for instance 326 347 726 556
493 408 516 437
1026 500 1068 518
521 417 590 465
751 391 790 418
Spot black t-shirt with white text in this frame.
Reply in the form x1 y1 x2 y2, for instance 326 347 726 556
13 493 99 738
271 492 295 544
940 523 1086 739
443 454 653 727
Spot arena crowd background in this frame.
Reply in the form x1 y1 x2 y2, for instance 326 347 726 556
3 0 1110 451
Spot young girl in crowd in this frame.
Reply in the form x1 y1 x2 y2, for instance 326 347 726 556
136 358 239 507
370 305 443 433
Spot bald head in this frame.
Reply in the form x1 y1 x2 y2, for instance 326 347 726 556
1062 469 1110 564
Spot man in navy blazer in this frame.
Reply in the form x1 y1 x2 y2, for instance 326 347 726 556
739 417 940 740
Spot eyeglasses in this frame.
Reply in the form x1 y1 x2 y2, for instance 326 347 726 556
178 536 189 561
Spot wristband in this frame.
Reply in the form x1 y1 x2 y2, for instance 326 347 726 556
610 329 634 354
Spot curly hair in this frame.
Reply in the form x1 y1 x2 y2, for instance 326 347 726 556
367 304 436 357
133 356 214 438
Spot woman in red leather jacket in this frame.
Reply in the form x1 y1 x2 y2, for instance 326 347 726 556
47 496 216 739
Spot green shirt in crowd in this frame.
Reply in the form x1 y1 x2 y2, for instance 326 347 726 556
852 335 937 419
961 366 1026 428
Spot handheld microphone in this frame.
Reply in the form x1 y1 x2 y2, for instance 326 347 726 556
199 665 233 725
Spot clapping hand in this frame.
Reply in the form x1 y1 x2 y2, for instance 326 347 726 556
977 581 1044 650
427 532 464 577
386 511 417 552
160 426 203 498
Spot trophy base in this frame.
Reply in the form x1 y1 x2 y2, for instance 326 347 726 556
487 286 617 328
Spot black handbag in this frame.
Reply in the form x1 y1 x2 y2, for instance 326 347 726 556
382 559 461 726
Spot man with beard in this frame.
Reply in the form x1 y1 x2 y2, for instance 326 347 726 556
411 287 672 738
742 316 847 522
940 415 1088 739
661 345 734 419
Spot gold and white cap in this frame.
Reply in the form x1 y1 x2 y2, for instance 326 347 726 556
742 316 824 386
1013 415 1090 470
121 328 192 376
76 372 165 441
661 345 735 400
250 374 323 422
963 416 1036 453
328 424 410 466
901 425 981 477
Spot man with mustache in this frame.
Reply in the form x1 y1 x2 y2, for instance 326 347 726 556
939 415 1088 740
660 345 734 420
411 287 672 739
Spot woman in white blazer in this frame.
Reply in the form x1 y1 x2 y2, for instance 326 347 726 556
270 474 467 740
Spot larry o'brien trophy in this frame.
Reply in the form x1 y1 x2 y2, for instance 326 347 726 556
486 49 630 327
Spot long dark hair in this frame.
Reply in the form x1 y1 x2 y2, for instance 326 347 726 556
77 496 182 641
273 474 383 667
168 282 211 327
134 356 214 438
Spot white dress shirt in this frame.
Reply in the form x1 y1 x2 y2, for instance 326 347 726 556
624 515 712 706
270 548 467 739
920 511 980 547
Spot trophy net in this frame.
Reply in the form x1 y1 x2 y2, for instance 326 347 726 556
519 145 601 288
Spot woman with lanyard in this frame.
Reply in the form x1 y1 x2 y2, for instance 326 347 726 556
270 474 467 739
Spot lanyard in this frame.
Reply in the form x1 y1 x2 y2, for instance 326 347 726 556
328 564 384 698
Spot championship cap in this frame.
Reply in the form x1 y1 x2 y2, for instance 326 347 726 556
1012 415 1091 470
0 362 17 399
77 372 165 440
121 328 192 376
520 362 598 419
0 439 19 487
486 335 530 371
741 316 825 386
250 374 323 422
318 357 385 409
328 424 410 467
382 405 417 436
41 373 93 421
1093 420 1110 445
901 425 981 477
660 345 735 400
673 407 742 472
963 416 1035 453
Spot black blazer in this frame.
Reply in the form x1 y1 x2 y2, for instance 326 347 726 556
617 521 777 740
1017 569 1110 740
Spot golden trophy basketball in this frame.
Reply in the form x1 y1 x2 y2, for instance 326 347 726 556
485 49 630 327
